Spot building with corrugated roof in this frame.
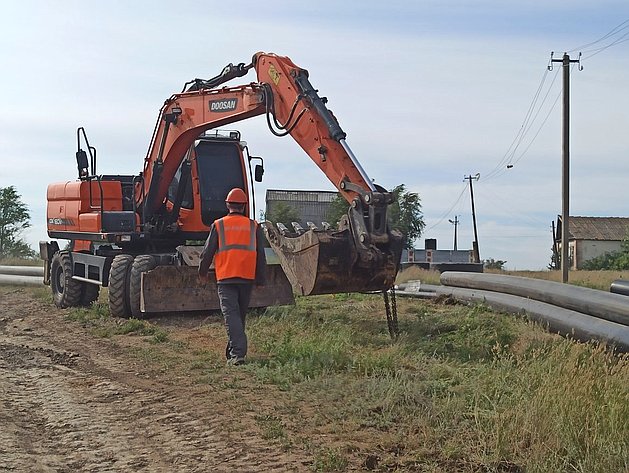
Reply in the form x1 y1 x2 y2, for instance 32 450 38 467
265 189 338 228
554 216 629 269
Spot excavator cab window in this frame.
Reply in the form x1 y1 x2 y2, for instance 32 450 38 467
167 162 193 209
196 140 246 226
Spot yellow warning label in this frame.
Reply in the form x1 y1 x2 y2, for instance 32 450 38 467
268 64 281 85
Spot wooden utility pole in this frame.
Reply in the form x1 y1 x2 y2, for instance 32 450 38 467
464 173 481 263
449 216 459 251
550 52 581 283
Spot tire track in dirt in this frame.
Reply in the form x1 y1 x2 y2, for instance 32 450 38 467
0 289 307 472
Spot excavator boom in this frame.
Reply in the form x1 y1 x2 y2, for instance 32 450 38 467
138 52 403 297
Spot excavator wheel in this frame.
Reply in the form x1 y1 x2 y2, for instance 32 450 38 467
80 283 100 307
50 251 82 308
108 254 134 318
129 255 157 319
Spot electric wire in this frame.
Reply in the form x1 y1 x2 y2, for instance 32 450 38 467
483 19 629 182
482 67 551 181
488 82 563 181
424 184 468 232
568 19 629 54
483 67 561 182
582 31 629 60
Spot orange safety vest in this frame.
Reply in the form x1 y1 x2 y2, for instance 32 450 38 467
214 214 257 281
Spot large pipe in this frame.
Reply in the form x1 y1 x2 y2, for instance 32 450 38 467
0 274 42 286
0 266 43 286
436 285 629 352
0 265 43 277
441 272 629 326
610 279 629 296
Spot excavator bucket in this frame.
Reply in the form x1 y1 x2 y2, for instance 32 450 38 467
263 222 404 296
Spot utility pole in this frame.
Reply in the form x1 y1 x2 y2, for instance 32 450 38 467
550 52 582 283
464 173 481 263
448 216 459 250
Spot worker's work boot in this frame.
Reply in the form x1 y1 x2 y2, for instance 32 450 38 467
226 356 245 366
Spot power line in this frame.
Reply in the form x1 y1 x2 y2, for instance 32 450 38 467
482 67 551 180
582 31 629 60
483 19 628 183
489 83 563 181
424 184 467 232
568 19 629 53
484 67 561 181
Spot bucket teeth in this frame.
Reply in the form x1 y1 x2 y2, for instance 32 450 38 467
276 222 289 236
291 222 305 234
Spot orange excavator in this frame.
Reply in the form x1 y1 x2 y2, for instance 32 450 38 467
41 52 404 317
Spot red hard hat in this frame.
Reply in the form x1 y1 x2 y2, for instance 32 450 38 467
225 188 248 204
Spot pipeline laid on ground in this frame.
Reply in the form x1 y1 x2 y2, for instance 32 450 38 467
434 271 629 352
440 271 629 326
436 285 629 352
0 266 43 286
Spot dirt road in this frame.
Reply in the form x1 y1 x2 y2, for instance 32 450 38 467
0 288 309 472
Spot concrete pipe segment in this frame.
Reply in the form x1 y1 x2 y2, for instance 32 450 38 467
440 271 629 326
436 285 629 352
0 266 43 286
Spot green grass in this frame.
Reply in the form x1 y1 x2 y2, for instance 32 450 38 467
312 447 349 472
242 294 629 472
66 302 169 343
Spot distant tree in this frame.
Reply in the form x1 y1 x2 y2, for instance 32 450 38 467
326 193 349 227
0 186 36 259
264 202 301 231
388 184 425 250
483 258 507 270
548 251 560 270
327 184 425 249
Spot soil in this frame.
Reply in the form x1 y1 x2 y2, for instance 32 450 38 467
0 288 310 472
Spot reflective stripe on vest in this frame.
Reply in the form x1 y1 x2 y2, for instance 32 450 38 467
214 214 257 281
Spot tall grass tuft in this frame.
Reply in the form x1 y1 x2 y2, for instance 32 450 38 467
246 294 628 470
473 341 629 472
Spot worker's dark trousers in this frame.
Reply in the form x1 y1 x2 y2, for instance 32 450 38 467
217 283 253 359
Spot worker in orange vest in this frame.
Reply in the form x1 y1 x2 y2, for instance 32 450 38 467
198 188 267 366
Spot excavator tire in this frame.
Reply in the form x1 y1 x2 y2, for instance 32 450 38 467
80 283 100 307
108 254 134 318
50 251 82 308
129 255 157 319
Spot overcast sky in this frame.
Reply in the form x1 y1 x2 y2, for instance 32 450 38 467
2 1 628 270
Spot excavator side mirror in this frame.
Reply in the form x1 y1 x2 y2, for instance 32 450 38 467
254 164 264 182
76 149 89 179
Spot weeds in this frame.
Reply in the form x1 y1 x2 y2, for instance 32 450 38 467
254 414 292 451
66 303 168 343
312 447 349 472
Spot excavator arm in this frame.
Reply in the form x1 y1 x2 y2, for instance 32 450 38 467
140 52 403 295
